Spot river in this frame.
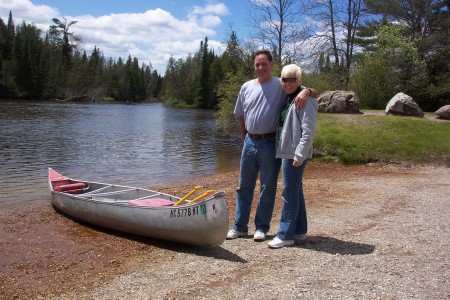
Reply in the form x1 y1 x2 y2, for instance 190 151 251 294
0 100 241 207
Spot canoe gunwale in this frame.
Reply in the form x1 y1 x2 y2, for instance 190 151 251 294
52 189 225 208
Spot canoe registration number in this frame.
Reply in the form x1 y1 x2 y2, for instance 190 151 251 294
170 204 206 218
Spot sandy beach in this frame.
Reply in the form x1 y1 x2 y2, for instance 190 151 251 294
1 162 449 299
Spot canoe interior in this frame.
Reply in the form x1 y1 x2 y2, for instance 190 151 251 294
49 168 181 205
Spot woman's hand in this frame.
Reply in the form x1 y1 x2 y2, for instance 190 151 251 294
292 160 301 167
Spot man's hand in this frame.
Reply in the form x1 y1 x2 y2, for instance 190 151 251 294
239 116 246 142
294 88 310 109
295 87 318 109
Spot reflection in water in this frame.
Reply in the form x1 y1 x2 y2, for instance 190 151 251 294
0 101 241 206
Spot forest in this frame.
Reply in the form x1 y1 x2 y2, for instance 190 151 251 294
0 1 448 129
0 12 163 103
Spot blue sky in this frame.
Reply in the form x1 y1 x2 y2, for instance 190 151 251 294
1 0 252 74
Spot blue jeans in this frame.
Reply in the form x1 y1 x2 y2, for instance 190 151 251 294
233 134 281 233
276 159 308 240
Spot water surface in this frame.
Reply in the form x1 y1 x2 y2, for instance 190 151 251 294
0 100 241 207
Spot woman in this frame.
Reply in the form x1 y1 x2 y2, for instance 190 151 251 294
268 64 318 249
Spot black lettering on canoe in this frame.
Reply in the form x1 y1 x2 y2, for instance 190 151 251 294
170 205 201 218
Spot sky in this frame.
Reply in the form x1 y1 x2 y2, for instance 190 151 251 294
0 0 253 74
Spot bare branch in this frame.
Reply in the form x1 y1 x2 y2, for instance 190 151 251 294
246 0 306 65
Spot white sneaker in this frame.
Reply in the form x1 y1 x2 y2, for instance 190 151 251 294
226 229 247 239
253 230 266 241
294 233 307 241
268 236 294 248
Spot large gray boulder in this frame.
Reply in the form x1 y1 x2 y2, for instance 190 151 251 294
434 105 450 119
317 90 360 113
385 93 424 117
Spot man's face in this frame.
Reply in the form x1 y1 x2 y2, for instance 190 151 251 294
254 54 273 82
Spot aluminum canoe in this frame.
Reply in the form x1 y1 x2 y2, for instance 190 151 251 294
48 168 228 247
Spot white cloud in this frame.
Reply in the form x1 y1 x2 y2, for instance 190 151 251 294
197 14 222 28
0 0 230 75
0 0 58 24
190 3 229 16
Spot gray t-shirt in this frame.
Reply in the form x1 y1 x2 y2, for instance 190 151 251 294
234 77 285 134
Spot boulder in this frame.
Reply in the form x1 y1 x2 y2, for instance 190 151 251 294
385 93 424 117
434 105 450 120
317 90 360 113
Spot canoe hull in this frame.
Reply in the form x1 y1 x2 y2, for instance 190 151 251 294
49 169 228 247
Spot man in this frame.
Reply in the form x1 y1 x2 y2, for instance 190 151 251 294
227 50 317 241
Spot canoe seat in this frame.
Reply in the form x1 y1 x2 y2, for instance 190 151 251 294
54 182 88 193
128 198 174 207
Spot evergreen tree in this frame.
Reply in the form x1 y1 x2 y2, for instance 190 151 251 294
0 12 16 97
220 30 242 75
11 22 48 98
194 37 212 108
3 11 14 60
215 31 254 135
146 69 160 99
50 18 78 69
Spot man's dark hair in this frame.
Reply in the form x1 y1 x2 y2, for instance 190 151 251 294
252 50 273 62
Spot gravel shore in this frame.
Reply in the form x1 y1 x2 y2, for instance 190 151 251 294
1 163 449 299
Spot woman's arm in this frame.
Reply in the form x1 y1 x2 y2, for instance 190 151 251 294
293 100 317 166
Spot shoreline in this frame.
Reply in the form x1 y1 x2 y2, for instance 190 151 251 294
1 163 449 299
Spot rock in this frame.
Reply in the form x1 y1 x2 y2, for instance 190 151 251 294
434 105 450 119
317 90 360 113
385 93 424 117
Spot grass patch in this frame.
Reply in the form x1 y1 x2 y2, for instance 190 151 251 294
313 112 450 166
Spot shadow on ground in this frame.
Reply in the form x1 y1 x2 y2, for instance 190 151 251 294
295 235 375 255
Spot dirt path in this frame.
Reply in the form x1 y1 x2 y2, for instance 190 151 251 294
1 163 448 299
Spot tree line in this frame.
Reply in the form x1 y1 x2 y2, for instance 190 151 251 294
0 1 448 121
0 12 162 102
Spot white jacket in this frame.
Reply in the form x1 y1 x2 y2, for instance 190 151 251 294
275 97 318 164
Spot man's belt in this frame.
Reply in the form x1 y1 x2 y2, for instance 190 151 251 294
248 132 276 139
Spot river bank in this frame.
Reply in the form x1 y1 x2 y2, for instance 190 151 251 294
1 162 449 299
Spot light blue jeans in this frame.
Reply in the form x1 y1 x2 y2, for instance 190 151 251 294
233 134 281 233
276 159 308 240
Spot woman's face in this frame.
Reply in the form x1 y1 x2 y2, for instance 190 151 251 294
281 72 299 94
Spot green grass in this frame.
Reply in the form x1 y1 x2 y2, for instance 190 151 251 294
313 112 450 166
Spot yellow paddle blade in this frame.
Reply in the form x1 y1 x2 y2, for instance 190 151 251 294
172 186 203 206
189 190 215 204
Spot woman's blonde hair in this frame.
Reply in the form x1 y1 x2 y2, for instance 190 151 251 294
281 64 302 83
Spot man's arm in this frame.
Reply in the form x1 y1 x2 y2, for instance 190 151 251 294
239 116 247 142
295 86 318 109
305 87 318 98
